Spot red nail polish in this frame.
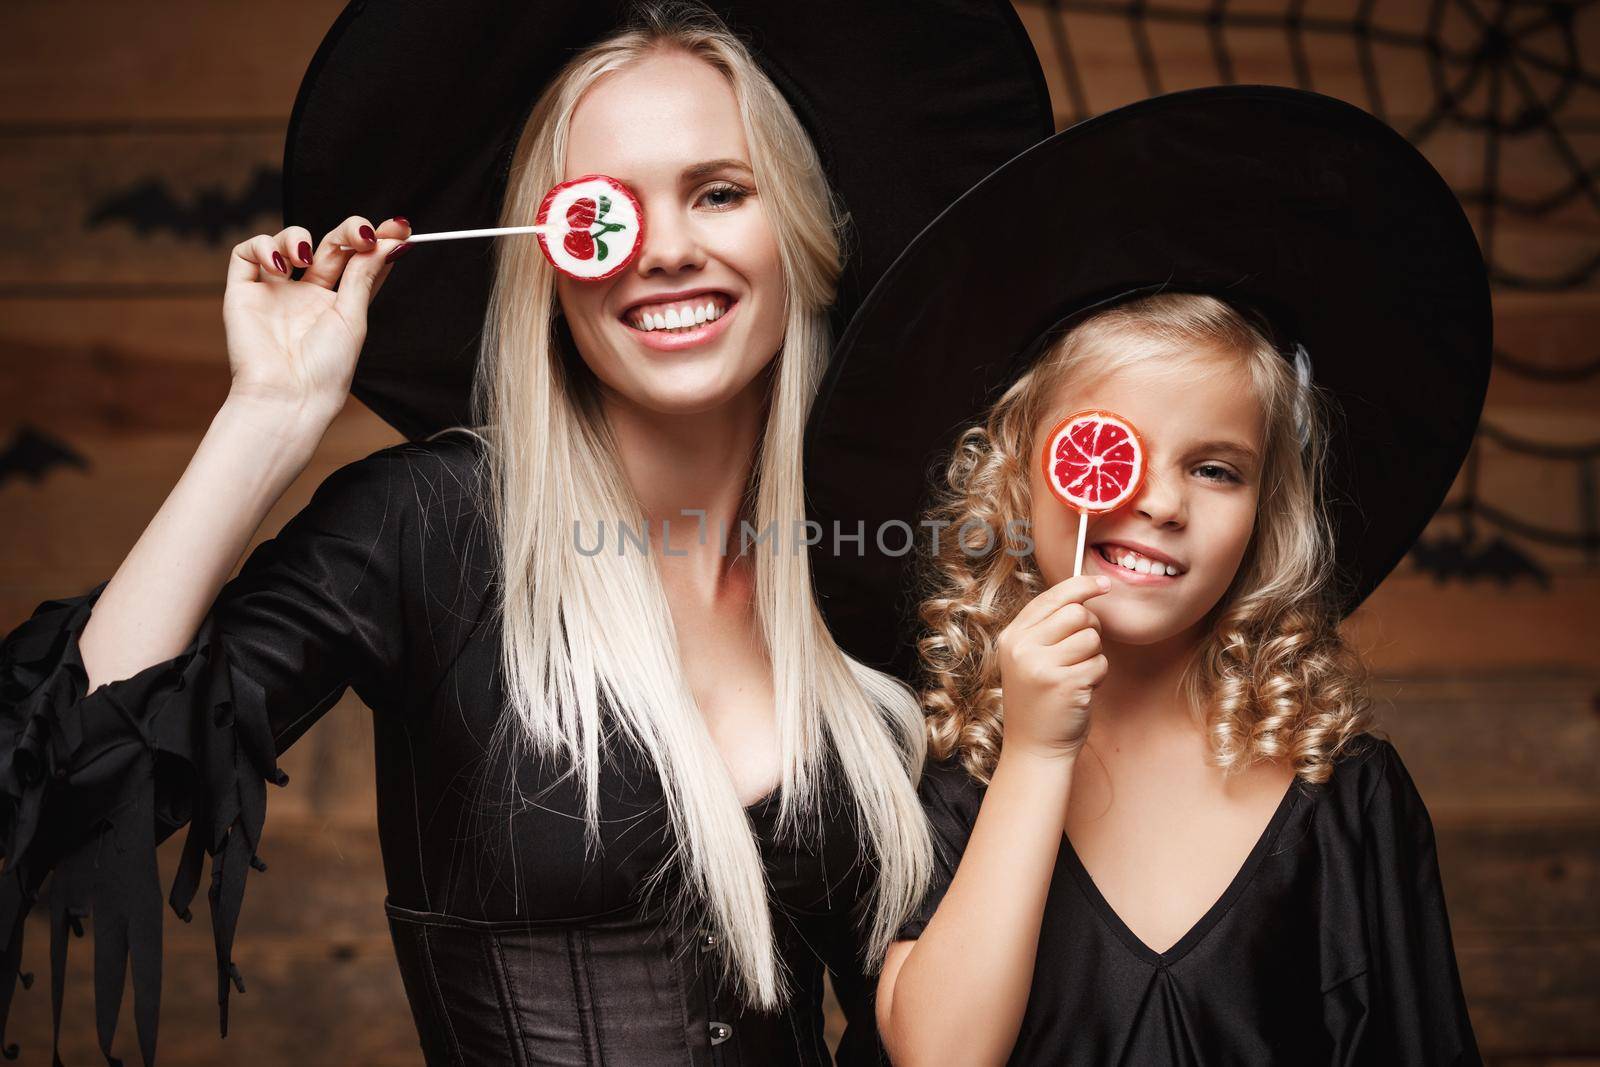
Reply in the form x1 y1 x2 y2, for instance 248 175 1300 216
298 241 313 264
272 251 287 273
359 225 376 244
393 216 410 229
385 242 411 263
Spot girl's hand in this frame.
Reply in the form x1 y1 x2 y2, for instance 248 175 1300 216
995 574 1111 762
221 214 413 423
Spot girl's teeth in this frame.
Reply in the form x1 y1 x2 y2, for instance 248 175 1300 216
1113 550 1180 577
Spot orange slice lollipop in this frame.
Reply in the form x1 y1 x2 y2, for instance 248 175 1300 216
1042 408 1146 513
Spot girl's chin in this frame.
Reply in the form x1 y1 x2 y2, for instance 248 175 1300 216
1095 607 1203 649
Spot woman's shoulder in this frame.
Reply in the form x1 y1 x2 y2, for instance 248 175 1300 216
342 426 488 502
308 427 491 540
261 427 495 612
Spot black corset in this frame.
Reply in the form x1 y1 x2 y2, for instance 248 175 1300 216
386 899 847 1066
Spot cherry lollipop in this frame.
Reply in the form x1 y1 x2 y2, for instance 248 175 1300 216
534 174 645 281
333 173 644 280
1040 408 1147 578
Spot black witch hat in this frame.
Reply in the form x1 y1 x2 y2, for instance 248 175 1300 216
282 0 1055 442
806 86 1492 676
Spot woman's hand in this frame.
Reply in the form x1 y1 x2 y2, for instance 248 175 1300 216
995 574 1111 762
222 214 413 423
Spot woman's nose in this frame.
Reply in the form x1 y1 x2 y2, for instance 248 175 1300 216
633 205 704 276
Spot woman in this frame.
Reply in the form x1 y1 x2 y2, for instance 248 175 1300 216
812 88 1487 1063
0 2 1052 1063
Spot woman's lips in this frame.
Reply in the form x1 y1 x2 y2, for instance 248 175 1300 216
1089 542 1182 585
623 300 738 352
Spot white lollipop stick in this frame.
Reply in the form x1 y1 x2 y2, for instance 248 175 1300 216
334 224 559 251
1072 509 1088 579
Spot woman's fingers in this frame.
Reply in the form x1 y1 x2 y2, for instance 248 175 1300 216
226 233 294 286
299 216 382 288
367 219 413 301
300 216 412 290
280 224 315 272
333 233 411 322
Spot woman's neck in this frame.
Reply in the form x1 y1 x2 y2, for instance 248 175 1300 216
598 375 767 589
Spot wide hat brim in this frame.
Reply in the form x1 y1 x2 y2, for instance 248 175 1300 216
282 0 1053 442
806 85 1492 677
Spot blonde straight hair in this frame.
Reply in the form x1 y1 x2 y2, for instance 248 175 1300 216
446 3 931 1009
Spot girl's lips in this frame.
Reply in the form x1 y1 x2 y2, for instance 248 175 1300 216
624 300 738 352
1089 542 1182 586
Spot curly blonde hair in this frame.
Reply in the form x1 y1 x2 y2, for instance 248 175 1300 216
917 291 1374 786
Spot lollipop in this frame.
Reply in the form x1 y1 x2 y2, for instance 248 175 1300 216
1040 409 1147 578
333 173 644 280
534 174 645 281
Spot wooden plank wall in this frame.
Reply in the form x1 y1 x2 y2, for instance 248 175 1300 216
0 0 1595 1062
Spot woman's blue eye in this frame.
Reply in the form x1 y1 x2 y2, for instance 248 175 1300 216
698 183 749 210
1195 464 1239 483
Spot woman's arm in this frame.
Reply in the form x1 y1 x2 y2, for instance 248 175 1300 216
78 393 332 693
81 211 411 692
876 573 1111 1066
877 748 1076 1066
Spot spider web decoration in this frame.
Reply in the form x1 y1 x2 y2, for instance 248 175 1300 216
1020 0 1600 581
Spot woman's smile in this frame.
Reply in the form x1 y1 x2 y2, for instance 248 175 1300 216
619 288 740 352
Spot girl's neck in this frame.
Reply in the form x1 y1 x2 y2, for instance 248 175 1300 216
1091 619 1208 741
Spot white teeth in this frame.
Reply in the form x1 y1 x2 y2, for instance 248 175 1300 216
1107 546 1181 577
629 298 732 332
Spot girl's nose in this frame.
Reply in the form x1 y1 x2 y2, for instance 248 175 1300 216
1133 468 1186 528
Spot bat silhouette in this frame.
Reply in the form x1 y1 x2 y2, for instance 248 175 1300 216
1409 532 1550 588
0 426 89 487
85 165 282 245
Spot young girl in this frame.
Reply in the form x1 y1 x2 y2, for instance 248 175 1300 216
847 88 1489 1064
0 3 1051 1064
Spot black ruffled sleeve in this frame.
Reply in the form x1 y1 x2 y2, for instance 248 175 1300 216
894 756 982 943
0 442 424 1065
1330 738 1483 1065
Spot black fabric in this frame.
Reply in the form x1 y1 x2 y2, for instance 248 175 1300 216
280 0 1054 444
807 86 1492 676
895 737 1482 1066
0 432 891 1066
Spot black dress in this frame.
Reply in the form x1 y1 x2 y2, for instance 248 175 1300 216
895 737 1483 1065
0 432 889 1067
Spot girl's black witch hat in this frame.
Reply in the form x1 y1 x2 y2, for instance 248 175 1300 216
807 86 1492 674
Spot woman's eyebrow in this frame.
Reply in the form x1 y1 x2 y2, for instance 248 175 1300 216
681 158 754 182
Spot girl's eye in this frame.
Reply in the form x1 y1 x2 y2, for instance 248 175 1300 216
1195 463 1240 484
697 182 750 210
